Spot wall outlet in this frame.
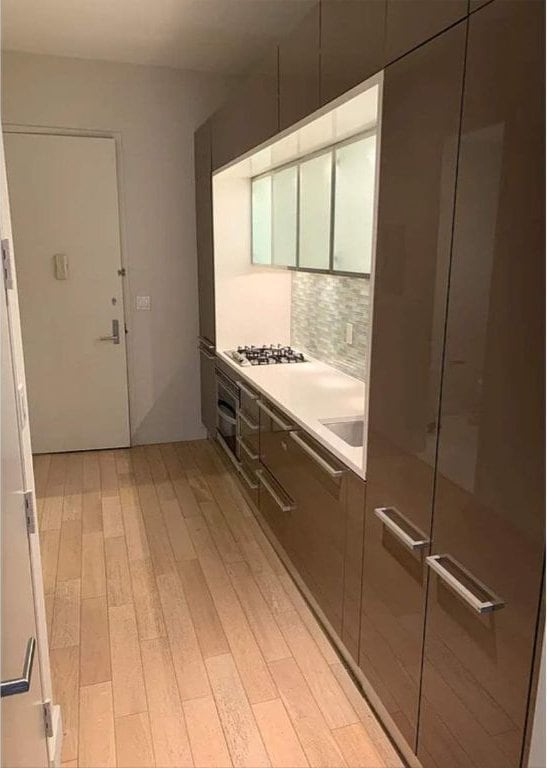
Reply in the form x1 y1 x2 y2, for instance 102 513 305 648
345 322 354 345
136 295 151 311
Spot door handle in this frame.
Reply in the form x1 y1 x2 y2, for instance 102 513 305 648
374 506 430 551
99 319 120 344
290 431 345 479
1 637 36 697
426 554 505 614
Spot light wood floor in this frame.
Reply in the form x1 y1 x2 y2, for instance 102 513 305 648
35 440 403 768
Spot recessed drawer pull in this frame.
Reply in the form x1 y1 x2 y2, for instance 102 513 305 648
237 382 258 401
237 436 258 461
256 469 295 512
239 464 259 490
374 507 430 551
290 431 345 478
239 410 259 431
258 401 293 431
426 554 505 615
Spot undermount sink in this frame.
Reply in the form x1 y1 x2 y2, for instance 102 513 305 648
320 417 365 447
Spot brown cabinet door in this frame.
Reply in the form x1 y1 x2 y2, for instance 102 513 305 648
320 0 387 106
198 347 216 436
359 22 467 751
384 0 467 64
279 4 320 130
212 47 279 170
194 121 215 345
418 3 545 767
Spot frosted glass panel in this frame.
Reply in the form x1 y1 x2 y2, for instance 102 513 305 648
299 152 332 270
272 166 297 266
333 135 377 274
251 176 272 264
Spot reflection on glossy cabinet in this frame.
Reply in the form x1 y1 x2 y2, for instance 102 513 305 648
194 121 215 345
384 0 467 64
212 47 279 170
418 3 545 767
279 4 320 130
320 0 386 106
359 22 467 751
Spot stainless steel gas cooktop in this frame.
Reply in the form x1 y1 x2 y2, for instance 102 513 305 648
226 345 307 367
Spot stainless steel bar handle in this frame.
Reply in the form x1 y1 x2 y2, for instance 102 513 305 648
239 410 259 431
198 336 216 353
258 400 293 431
426 554 505 615
374 507 430 551
99 319 120 344
237 436 259 461
1 637 36 697
256 469 295 512
239 464 259 490
290 431 345 479
237 381 258 401
199 347 216 361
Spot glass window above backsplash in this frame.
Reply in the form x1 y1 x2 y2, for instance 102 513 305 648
251 133 377 275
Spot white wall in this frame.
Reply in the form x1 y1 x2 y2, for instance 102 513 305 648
1 51 234 444
213 173 292 352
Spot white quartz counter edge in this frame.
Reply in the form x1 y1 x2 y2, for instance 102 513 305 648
218 351 367 480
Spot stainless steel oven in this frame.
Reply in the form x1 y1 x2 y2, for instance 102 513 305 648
215 367 240 470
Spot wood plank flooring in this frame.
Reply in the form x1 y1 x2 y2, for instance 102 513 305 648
35 440 403 768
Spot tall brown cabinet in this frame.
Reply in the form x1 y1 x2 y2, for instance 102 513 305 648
360 0 545 766
358 21 467 751
418 3 545 767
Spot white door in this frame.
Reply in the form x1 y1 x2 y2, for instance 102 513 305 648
1 268 49 767
4 132 130 453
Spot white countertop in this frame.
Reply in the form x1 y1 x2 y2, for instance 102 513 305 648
218 351 367 479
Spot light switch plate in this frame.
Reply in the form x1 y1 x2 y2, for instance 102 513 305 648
345 322 354 345
136 295 151 311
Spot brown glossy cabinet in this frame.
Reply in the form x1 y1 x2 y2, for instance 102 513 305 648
384 0 467 64
418 3 545 767
211 47 279 171
320 0 387 106
359 22 467 751
198 343 216 436
194 120 215 347
279 4 320 130
259 402 365 656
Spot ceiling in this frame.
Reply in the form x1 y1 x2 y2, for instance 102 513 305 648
1 0 314 76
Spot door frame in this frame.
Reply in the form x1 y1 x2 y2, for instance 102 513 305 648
3 123 133 446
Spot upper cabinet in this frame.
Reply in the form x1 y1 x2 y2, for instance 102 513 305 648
279 4 320 130
384 0 468 64
418 3 545 766
211 47 279 171
298 152 332 270
194 120 215 345
320 0 387 105
332 135 376 274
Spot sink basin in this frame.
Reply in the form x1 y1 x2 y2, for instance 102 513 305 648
320 417 365 447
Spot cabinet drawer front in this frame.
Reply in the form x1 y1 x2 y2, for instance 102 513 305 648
359 21 467 753
419 3 545 767
238 457 259 508
257 467 294 548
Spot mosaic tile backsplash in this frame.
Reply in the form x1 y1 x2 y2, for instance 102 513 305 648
291 271 370 382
